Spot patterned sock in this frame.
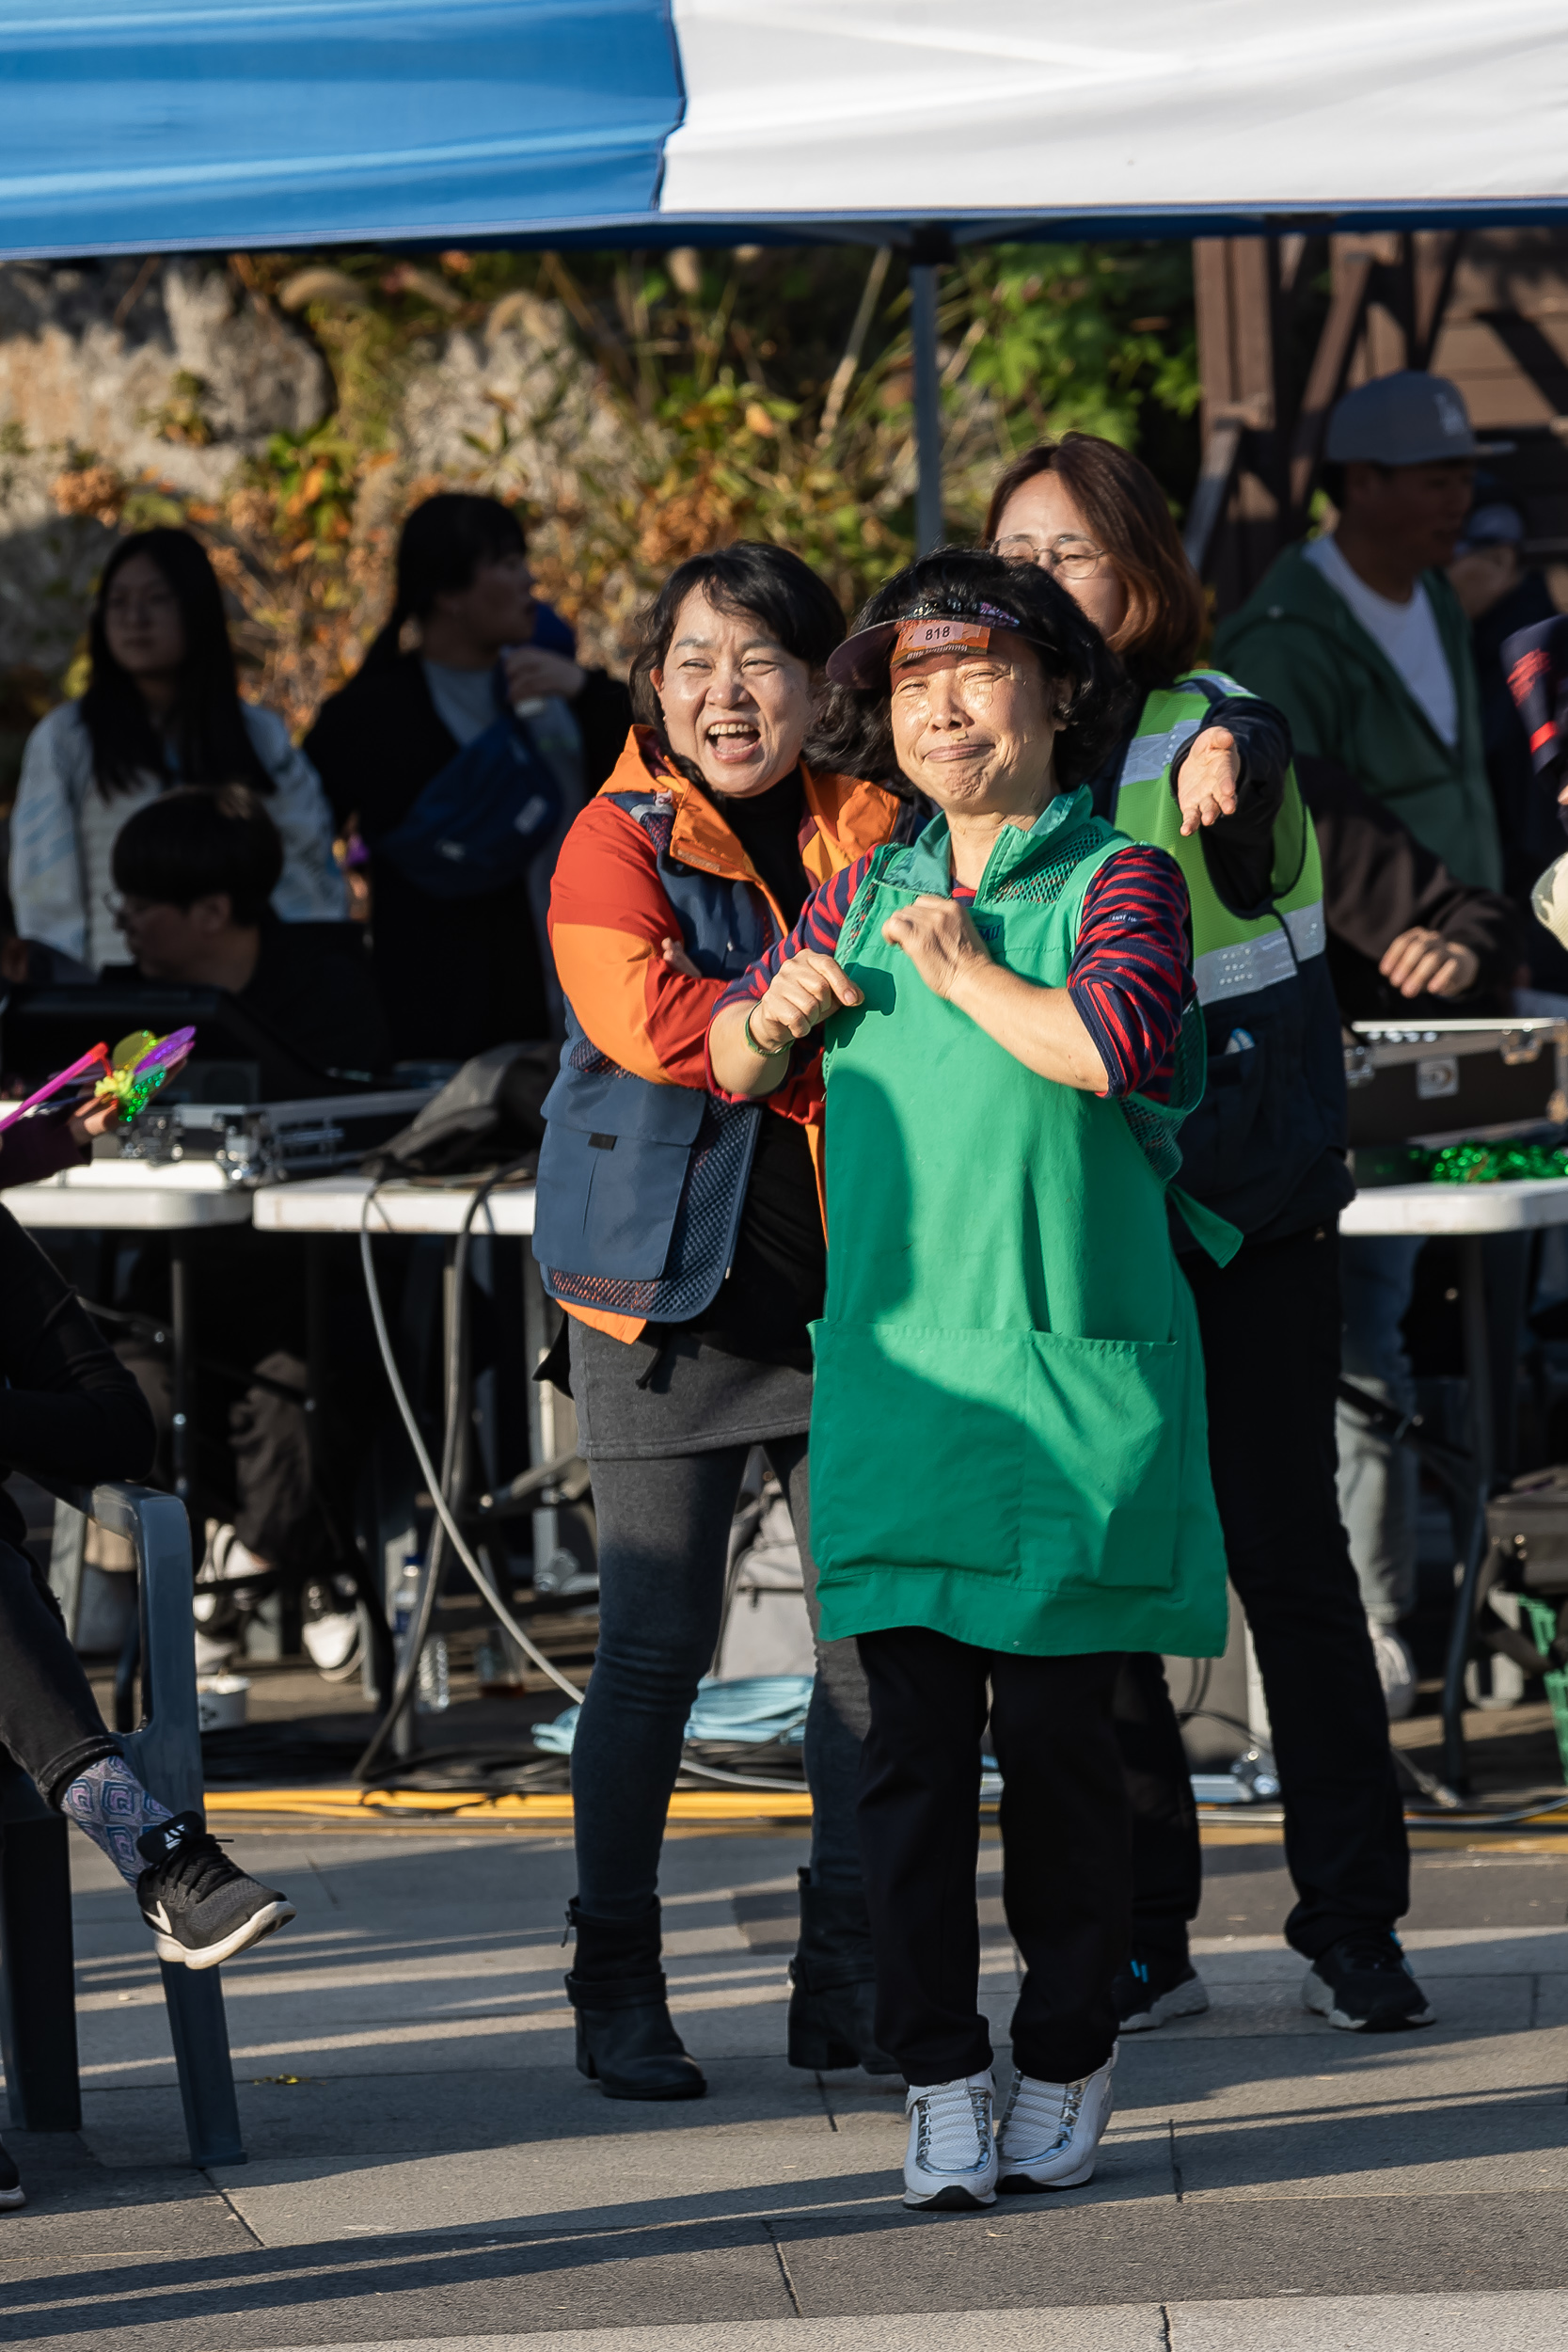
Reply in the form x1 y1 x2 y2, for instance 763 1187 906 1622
59 1755 173 1886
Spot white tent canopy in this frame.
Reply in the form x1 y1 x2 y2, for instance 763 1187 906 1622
662 0 1568 232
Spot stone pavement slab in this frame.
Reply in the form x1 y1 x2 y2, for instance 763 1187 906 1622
1171 2289 1568 2346
250 2296 1568 2352
4 1823 1568 2348
260 2314 1169 2351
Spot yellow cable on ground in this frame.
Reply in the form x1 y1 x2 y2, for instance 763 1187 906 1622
201 1788 1568 1848
205 1788 816 1821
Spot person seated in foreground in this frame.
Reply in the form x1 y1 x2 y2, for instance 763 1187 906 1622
102 783 391 1087
0 1199 293 2209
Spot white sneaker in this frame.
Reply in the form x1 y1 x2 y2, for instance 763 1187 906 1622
1368 1618 1418 1722
995 2045 1117 2192
902 2070 997 2210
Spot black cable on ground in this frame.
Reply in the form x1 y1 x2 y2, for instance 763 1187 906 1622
352 1169 822 1800
357 1740 808 1798
1400 1789 1568 1830
355 1163 546 1780
356 1168 585 1708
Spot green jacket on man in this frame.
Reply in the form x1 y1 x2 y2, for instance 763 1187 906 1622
1213 541 1501 890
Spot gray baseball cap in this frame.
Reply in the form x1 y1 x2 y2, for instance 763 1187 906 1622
1325 371 1478 467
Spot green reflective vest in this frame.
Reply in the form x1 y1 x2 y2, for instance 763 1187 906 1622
808 787 1229 1661
1103 672 1348 1238
1116 671 1322 989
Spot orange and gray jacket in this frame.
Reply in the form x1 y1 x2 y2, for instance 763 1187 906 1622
532 726 908 1343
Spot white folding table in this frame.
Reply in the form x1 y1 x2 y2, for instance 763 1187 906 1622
1340 1176 1568 1786
251 1172 535 1238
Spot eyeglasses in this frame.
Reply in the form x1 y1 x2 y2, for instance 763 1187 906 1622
992 532 1108 584
104 588 178 619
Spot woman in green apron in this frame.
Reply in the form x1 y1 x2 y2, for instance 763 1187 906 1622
709 550 1229 2211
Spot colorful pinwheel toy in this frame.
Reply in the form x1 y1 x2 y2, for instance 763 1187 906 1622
0 1026 196 1134
91 1028 198 1121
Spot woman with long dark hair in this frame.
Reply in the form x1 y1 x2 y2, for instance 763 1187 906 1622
532 542 916 2104
986 437 1423 2040
305 493 630 1061
11 528 343 972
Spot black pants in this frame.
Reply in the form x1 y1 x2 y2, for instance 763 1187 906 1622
573 1437 868 1915
857 1629 1128 2088
568 1317 869 1921
1114 1223 1408 1960
0 1540 117 1807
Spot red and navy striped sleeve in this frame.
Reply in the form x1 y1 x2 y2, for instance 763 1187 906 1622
706 852 873 1110
714 851 874 1016
1068 846 1193 1103
710 841 1191 1104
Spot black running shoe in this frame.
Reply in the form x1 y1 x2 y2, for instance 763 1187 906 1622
1303 1931 1434 2031
135 1811 295 1970
1114 1949 1210 2033
0 2137 24 2211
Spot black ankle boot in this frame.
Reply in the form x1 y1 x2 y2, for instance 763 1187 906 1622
564 1899 706 2101
787 1867 900 2074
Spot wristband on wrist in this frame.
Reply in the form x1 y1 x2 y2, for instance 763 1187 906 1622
742 1007 787 1059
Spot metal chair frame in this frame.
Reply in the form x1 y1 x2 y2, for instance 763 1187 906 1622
0 1480 243 2167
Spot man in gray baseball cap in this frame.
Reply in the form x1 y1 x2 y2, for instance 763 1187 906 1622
1215 370 1497 1740
1324 369 1478 468
1217 370 1491 886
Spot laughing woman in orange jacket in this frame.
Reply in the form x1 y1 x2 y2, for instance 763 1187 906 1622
533 545 915 2103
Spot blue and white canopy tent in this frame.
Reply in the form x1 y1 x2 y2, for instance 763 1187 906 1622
4 0 1568 551
7 0 1568 256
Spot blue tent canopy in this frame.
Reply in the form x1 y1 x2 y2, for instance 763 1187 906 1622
4 0 1567 261
2 0 684 256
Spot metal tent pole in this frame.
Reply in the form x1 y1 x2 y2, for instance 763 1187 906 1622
910 246 943 555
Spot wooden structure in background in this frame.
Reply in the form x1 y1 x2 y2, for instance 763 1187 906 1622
1190 230 1568 615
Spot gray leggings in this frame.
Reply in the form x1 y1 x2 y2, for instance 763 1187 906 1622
570 1434 869 1918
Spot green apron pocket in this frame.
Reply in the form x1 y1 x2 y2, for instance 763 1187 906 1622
808 1320 1025 1580
1020 1331 1185 1593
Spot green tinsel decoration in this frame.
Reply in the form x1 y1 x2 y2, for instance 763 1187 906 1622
1410 1140 1568 1184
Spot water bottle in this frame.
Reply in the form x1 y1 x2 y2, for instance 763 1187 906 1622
392 1554 421 1651
418 1634 451 1713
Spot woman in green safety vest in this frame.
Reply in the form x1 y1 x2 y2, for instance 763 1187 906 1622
987 439 1426 2043
709 550 1229 2212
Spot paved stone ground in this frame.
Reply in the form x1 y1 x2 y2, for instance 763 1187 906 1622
4 1820 1568 2350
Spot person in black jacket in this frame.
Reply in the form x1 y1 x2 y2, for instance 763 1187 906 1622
304 495 632 1064
103 784 392 1089
0 1203 294 2207
1300 751 1524 1023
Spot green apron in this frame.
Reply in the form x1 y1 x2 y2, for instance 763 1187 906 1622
809 786 1229 1661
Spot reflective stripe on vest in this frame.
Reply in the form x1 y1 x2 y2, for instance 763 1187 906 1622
1193 899 1324 1006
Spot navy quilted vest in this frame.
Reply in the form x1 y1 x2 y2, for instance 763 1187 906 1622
533 784 778 1326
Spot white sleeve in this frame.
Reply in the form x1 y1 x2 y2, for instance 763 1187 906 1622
8 707 90 962
244 706 349 921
